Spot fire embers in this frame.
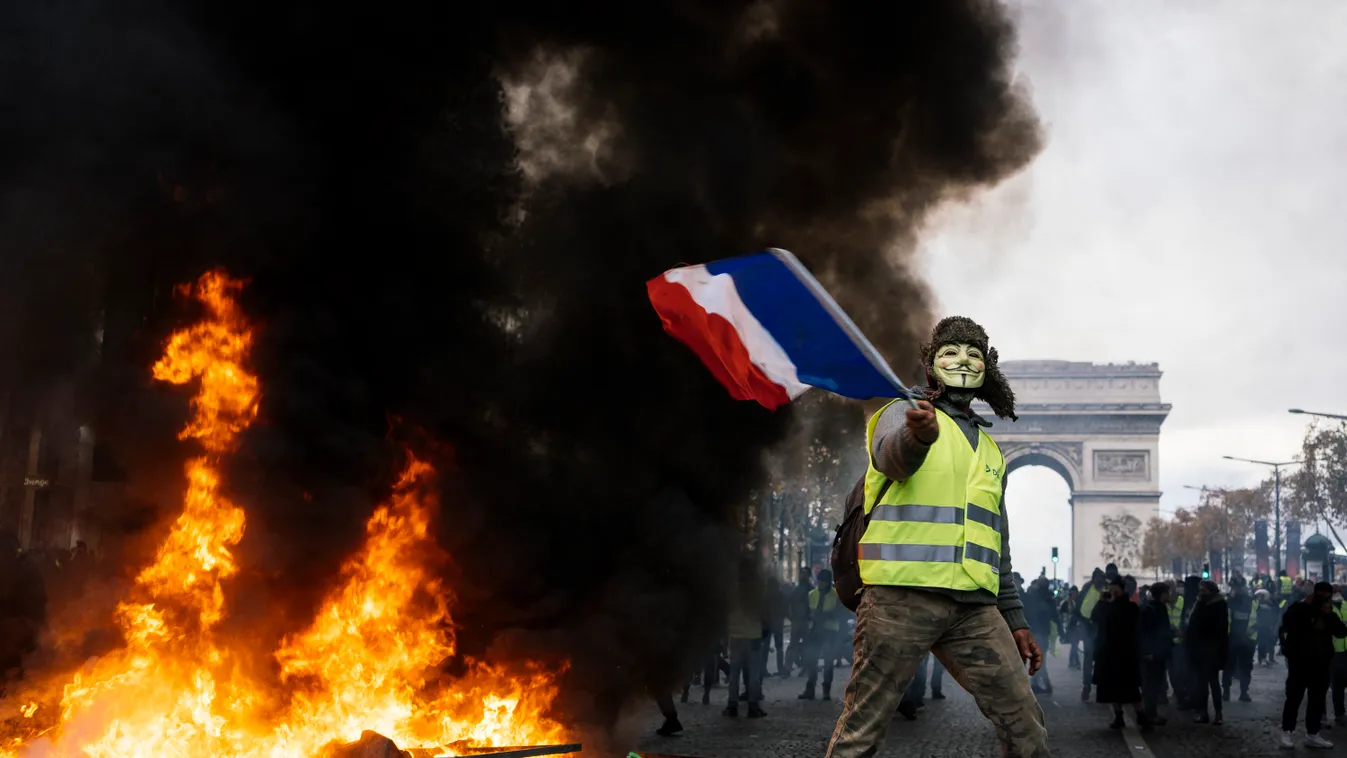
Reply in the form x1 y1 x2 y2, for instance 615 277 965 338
2 273 565 758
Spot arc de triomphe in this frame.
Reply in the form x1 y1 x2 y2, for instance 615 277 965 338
974 360 1171 588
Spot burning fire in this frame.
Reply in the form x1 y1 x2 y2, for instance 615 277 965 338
3 271 565 757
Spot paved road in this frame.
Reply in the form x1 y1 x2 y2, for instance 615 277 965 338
632 650 1347 757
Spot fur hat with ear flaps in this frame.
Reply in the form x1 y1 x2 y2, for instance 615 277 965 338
920 316 1017 421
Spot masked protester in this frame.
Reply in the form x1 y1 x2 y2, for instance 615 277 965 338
825 317 1049 758
1278 581 1347 749
1184 580 1228 725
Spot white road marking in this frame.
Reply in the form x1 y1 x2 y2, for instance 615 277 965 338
1120 723 1151 756
1095 703 1152 756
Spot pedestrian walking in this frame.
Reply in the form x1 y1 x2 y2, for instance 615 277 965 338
1138 582 1174 727
1024 578 1058 694
786 568 813 677
1060 587 1081 670
1222 576 1257 702
1079 568 1106 700
1256 589 1279 666
724 559 767 719
1278 581 1347 749
761 577 787 677
1173 575 1201 710
799 569 841 701
1330 586 1347 726
1184 579 1228 725
1091 576 1142 729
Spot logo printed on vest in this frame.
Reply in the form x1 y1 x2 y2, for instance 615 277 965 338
984 464 1002 481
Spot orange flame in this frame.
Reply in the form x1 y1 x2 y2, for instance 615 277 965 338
3 271 565 757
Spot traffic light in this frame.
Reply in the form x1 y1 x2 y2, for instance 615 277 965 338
1051 547 1059 563
1202 563 1210 580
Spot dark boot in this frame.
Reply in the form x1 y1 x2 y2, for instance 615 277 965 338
1213 709 1223 726
747 705 767 719
722 704 738 718
1109 712 1125 730
896 700 919 721
822 683 832 701
798 685 816 700
932 690 946 700
1239 689 1252 702
656 717 684 736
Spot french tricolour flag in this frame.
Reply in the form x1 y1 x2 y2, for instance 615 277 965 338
646 248 913 411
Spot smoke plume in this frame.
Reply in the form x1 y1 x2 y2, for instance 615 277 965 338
0 0 1040 739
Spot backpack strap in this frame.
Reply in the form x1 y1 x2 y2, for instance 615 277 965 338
864 478 894 526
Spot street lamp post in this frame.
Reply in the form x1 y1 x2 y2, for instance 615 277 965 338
1290 409 1347 421
1223 456 1302 575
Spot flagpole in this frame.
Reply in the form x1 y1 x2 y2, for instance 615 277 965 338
766 248 921 410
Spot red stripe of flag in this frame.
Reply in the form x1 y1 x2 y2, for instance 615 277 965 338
646 275 792 410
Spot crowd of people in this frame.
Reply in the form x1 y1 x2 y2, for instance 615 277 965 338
1050 562 1347 750
653 562 857 736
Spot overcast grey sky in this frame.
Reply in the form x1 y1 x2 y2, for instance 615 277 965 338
919 0 1347 580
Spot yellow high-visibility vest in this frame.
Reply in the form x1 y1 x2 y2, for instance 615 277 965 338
809 587 841 632
1081 584 1103 621
859 404 1003 594
1335 603 1347 654
1281 576 1294 594
1169 595 1185 641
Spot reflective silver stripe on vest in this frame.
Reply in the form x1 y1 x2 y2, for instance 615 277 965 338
859 543 962 564
964 543 1001 572
869 504 964 525
966 503 1001 531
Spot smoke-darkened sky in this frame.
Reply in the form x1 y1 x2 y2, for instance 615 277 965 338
0 0 1040 735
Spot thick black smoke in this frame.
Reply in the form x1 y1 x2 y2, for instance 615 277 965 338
0 0 1040 740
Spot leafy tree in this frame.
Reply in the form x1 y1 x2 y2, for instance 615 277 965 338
1141 516 1174 570
760 393 867 576
1287 419 1347 551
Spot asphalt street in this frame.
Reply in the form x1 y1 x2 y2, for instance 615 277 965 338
631 648 1347 757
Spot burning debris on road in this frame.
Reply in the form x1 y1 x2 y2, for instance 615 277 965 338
0 0 1040 754
1 273 566 757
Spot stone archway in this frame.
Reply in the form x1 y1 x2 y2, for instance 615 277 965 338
974 361 1171 588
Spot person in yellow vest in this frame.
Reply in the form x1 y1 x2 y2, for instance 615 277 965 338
800 569 842 700
1330 585 1347 726
825 317 1048 758
724 558 769 719
1078 567 1107 700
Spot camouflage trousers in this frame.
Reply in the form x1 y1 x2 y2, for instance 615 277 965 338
825 587 1050 758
